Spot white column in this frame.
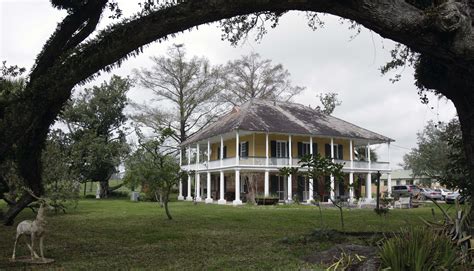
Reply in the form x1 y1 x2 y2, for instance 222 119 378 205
288 135 292 166
206 140 213 203
264 170 269 197
207 140 211 166
366 142 372 199
287 134 293 202
220 136 224 167
236 130 240 166
179 148 182 166
195 173 201 201
366 173 372 199
350 140 353 169
308 137 314 203
186 146 192 201
287 175 293 202
330 138 335 201
178 180 184 200
186 174 192 201
195 143 201 201
387 142 392 197
205 172 212 203
218 171 226 204
233 169 242 205
265 132 269 166
349 172 354 202
387 173 392 197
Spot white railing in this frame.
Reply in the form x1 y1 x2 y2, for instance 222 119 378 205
181 158 390 171
269 157 289 166
239 157 267 166
350 160 390 170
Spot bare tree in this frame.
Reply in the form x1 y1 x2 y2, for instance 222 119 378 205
133 44 223 145
219 52 304 106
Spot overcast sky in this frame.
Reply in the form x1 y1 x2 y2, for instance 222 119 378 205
1 0 458 168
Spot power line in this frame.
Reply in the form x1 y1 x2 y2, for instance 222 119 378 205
390 144 412 151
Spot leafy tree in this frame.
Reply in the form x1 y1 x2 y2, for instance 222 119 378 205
280 154 345 229
123 128 183 220
2 1 474 227
403 120 449 179
41 130 80 212
62 75 130 198
438 119 471 195
133 44 222 145
315 92 342 115
219 52 304 106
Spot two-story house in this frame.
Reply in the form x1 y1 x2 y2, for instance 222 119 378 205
179 99 393 205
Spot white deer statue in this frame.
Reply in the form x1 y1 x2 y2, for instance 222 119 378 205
11 198 48 261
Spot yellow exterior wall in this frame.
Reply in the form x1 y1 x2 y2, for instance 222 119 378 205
206 132 354 160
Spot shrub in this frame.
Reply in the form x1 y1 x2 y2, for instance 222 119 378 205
378 226 460 271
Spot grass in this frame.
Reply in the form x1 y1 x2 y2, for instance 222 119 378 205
0 200 445 270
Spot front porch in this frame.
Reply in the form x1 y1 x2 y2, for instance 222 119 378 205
178 170 386 205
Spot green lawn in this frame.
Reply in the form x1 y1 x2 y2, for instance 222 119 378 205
0 200 445 270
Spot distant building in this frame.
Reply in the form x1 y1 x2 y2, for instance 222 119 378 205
179 99 394 205
381 169 440 190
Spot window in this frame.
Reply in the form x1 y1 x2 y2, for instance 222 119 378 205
301 142 310 156
276 141 287 158
239 141 249 157
325 144 344 159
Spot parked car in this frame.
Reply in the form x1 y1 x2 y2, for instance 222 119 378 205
392 185 420 197
419 188 442 200
445 192 468 204
434 188 453 200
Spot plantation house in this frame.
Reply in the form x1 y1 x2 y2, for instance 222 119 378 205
179 99 393 205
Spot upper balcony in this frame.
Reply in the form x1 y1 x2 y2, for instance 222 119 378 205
181 156 390 172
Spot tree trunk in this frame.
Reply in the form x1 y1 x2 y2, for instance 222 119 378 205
99 181 109 198
3 193 34 226
246 174 257 205
164 195 172 220
416 57 474 242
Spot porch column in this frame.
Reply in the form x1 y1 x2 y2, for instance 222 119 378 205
186 174 192 201
287 175 293 202
349 172 354 202
220 135 224 167
387 142 392 197
236 130 240 166
366 173 372 199
265 132 269 166
330 137 335 201
350 140 353 169
264 170 269 197
286 135 293 203
179 148 182 166
205 172 212 203
366 142 372 199
178 180 184 200
218 171 226 204
233 169 242 205
288 135 292 166
206 140 212 203
195 173 201 201
308 136 314 203
196 143 201 201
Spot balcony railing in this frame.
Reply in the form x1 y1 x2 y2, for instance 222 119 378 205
181 156 390 171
